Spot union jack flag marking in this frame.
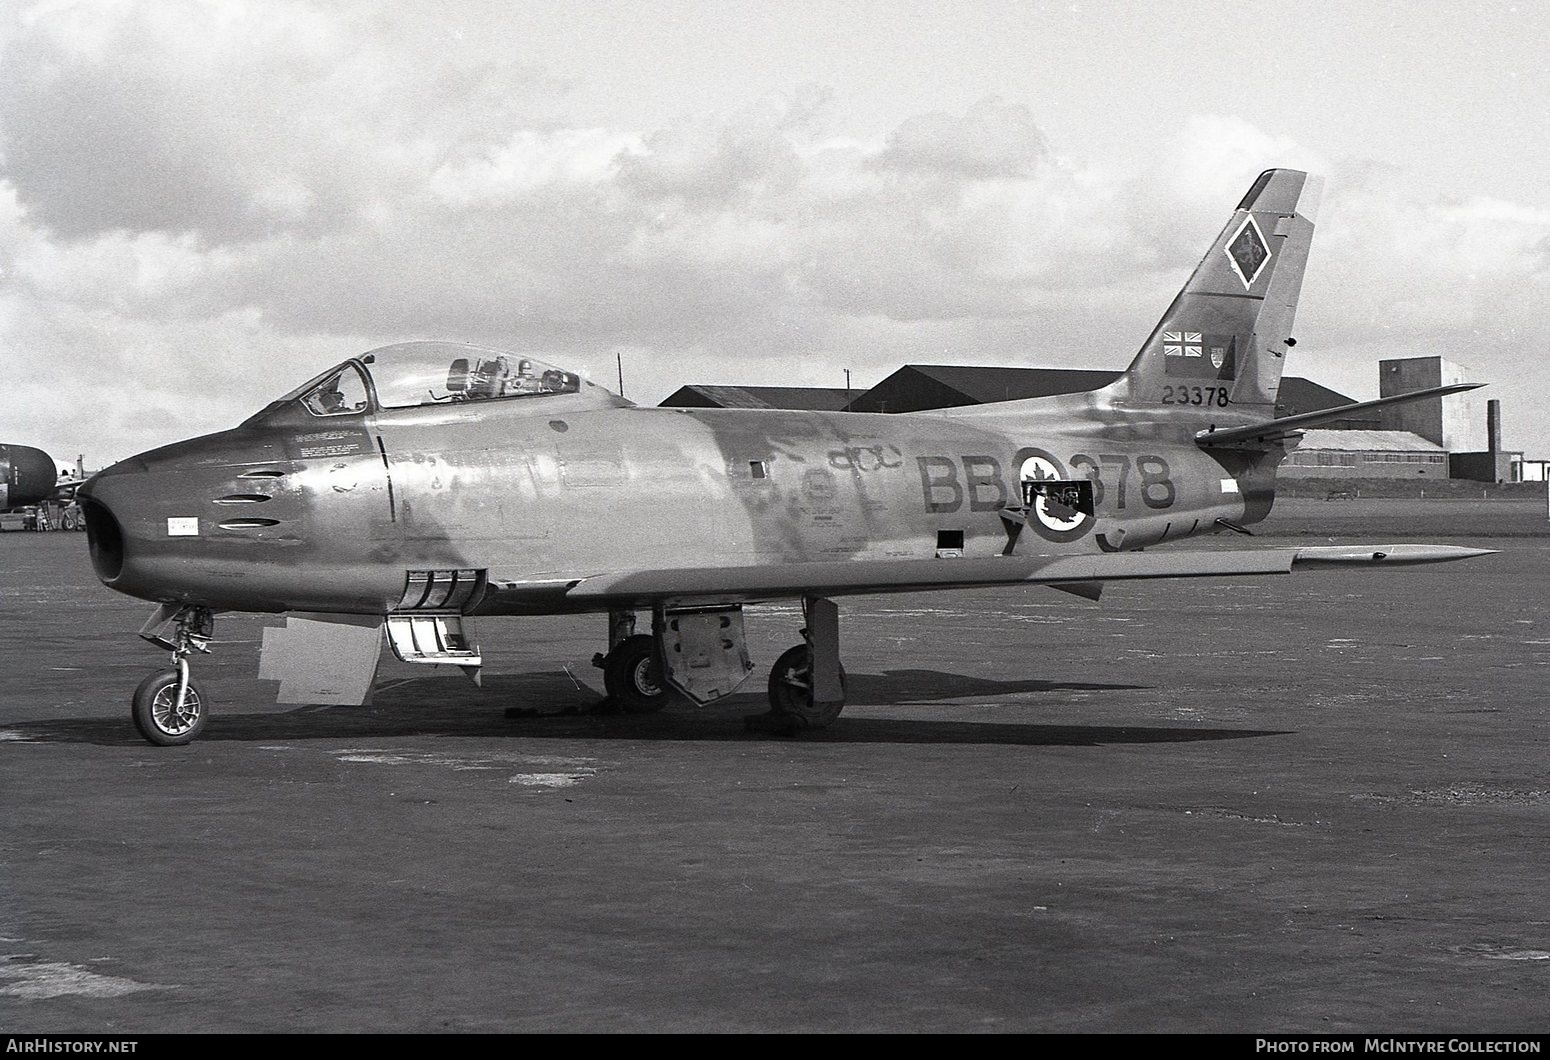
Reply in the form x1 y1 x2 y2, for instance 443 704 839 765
1163 332 1239 378
1162 331 1203 357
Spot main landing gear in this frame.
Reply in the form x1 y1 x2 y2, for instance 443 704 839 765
132 604 214 746
752 596 847 733
602 634 671 713
592 599 849 732
593 610 671 714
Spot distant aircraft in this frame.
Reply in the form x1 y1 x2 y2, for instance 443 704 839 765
55 454 89 496
78 169 1490 745
1 444 60 511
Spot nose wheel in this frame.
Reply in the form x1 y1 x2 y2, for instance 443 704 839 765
131 604 215 746
132 667 209 746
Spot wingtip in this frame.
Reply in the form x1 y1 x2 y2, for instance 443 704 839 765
1292 544 1499 567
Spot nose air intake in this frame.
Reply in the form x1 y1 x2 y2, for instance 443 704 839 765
81 498 126 581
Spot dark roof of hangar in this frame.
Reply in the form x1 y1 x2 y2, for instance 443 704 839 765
659 385 856 412
907 365 1124 404
844 365 1122 412
661 369 1367 419
1275 377 1358 415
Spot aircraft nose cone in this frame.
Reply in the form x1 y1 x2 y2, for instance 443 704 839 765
1 444 57 509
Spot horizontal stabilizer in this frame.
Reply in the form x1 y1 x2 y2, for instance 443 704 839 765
1195 382 1484 448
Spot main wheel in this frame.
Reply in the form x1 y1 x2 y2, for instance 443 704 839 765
767 644 847 728
131 670 209 746
603 635 671 714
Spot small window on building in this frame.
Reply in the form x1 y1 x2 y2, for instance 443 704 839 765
749 460 769 479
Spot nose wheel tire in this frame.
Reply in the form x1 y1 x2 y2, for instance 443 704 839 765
767 644 846 729
603 635 672 714
131 670 209 746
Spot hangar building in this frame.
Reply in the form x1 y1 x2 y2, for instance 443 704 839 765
1379 356 1483 450
659 384 854 412
663 366 1371 425
839 365 1120 413
1279 429 1448 478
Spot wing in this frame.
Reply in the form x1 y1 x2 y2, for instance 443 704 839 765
256 544 1490 707
483 544 1494 611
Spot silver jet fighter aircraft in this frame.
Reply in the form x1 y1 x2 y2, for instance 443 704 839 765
79 169 1489 745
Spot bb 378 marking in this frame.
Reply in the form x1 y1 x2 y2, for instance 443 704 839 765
916 452 1176 515
1068 453 1175 510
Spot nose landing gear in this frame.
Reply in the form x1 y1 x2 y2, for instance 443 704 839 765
132 605 215 746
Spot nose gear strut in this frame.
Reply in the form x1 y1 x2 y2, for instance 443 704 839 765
132 604 216 746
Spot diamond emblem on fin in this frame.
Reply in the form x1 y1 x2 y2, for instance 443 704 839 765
1225 215 1271 289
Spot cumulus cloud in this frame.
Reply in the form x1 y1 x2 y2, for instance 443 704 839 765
2 0 1547 462
1128 114 1326 269
614 91 825 206
873 96 1050 179
1295 173 1550 447
0 0 553 242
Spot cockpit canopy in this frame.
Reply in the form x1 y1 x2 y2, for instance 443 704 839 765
290 342 587 418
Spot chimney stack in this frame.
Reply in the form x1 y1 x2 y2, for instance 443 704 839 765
1487 399 1502 455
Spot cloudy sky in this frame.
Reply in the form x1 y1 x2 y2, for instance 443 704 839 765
3 0 1547 466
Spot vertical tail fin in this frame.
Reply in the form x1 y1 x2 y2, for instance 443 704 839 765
1106 169 1322 414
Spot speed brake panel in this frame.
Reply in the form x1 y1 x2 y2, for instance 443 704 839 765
658 606 754 705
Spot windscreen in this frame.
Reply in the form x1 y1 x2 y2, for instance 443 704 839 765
299 363 371 417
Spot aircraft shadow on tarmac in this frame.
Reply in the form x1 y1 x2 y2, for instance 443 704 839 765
14 668 1292 748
